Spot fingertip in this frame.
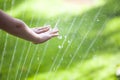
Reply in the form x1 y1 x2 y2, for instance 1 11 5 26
51 33 59 37
46 25 51 28
53 27 59 30
50 30 59 34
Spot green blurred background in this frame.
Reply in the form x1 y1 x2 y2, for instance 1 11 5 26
0 0 120 80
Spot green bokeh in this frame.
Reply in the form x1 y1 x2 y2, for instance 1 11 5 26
0 0 120 80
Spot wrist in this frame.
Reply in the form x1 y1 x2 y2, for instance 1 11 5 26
31 35 42 44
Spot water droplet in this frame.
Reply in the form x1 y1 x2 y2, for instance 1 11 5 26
37 57 40 61
64 35 67 39
58 45 63 49
97 19 100 22
68 40 71 44
57 35 62 39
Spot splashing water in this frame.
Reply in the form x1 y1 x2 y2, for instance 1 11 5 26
57 35 63 39
0 0 119 80
64 35 67 39
58 45 63 49
67 40 71 44
96 19 100 22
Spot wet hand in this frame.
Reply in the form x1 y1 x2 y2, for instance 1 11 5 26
32 26 50 34
31 26 59 44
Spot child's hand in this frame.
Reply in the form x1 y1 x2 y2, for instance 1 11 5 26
31 26 59 44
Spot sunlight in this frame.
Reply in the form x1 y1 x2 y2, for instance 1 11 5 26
7 0 106 17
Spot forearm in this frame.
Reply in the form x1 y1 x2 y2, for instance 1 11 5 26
0 10 59 44
0 10 40 42
7 21 40 42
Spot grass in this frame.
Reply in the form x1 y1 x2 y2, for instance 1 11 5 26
28 51 120 80
0 0 120 80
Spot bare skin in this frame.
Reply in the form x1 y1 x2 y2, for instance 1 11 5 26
0 10 59 44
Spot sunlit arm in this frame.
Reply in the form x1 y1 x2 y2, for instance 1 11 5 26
0 10 59 44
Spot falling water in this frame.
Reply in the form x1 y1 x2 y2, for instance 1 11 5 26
7 2 17 79
18 9 35 79
25 45 39 79
0 0 119 80
33 19 61 80
47 17 77 77
54 14 87 71
0 0 8 72
7 38 19 80
24 12 48 79
18 43 32 80
66 7 103 69
0 34 8 71
33 42 49 80
76 5 119 68
14 42 27 80
3 0 7 10
42 16 78 80
77 19 108 68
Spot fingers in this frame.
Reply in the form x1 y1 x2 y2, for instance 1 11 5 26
32 26 50 34
32 27 46 30
37 27 50 34
50 30 59 34
37 25 50 30
50 28 59 34
33 25 50 30
51 33 59 37
32 25 59 38
50 28 59 37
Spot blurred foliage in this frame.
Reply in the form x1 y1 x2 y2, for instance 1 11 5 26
0 0 120 80
0 0 25 11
